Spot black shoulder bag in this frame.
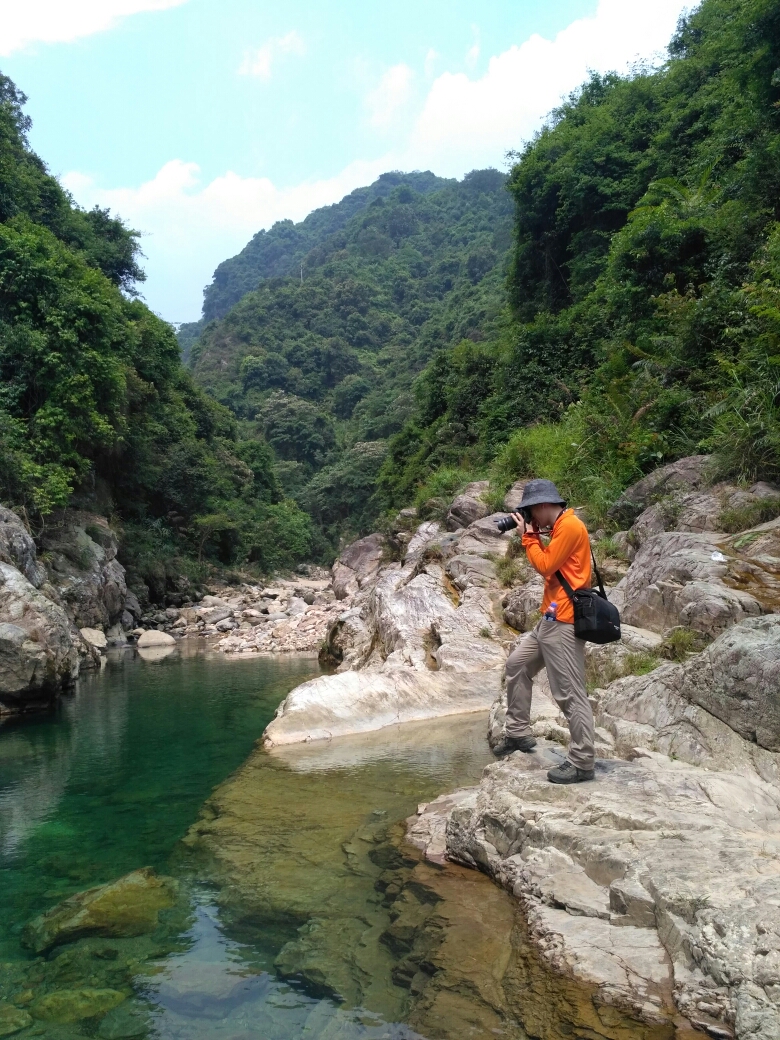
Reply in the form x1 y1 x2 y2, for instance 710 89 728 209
555 549 621 644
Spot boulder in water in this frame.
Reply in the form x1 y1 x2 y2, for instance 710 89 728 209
0 1003 32 1037
21 867 178 954
80 627 107 651
136 630 175 648
34 989 126 1023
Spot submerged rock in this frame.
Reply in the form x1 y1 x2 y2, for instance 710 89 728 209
0 1003 32 1037
22 867 178 954
34 988 126 1023
97 1001 152 1039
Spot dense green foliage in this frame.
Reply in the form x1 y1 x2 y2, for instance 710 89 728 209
177 171 451 357
188 169 513 548
378 0 780 522
0 74 313 585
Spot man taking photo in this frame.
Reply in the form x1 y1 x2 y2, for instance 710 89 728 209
493 478 596 784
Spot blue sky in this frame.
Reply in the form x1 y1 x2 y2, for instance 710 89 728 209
1 0 693 322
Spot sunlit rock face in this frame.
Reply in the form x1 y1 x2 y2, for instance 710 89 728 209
408 745 780 1040
264 510 520 747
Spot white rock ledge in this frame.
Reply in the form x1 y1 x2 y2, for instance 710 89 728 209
262 666 503 746
409 743 780 1040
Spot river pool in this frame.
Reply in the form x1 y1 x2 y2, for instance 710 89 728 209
0 646 525 1040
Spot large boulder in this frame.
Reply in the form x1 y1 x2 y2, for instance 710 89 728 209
332 533 385 600
501 575 544 631
0 506 46 587
608 455 713 526
264 547 508 745
613 530 764 636
456 514 511 557
445 481 490 531
39 511 127 630
594 617 780 772
503 480 529 512
621 480 780 558
136 630 175 648
262 667 503 746
21 868 178 954
0 563 81 712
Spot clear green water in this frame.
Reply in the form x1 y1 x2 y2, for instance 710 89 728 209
0 647 506 1040
0 647 319 957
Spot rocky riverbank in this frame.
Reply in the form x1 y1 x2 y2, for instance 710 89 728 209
254 457 780 1040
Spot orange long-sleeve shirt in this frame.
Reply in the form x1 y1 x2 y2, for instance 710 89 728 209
522 509 591 624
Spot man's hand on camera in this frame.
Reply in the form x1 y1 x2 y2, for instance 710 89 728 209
509 512 526 536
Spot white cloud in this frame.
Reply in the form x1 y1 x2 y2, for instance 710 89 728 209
0 0 188 55
63 0 693 322
365 63 415 128
424 48 439 78
403 0 692 176
238 30 306 80
63 157 389 322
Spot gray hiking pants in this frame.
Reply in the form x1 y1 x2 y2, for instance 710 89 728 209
504 620 595 771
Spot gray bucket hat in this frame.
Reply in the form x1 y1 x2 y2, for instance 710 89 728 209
518 478 566 510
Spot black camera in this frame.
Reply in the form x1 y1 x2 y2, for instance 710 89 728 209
494 507 532 533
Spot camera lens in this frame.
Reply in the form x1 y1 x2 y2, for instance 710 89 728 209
494 514 518 534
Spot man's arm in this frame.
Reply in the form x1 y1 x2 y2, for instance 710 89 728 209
523 520 581 577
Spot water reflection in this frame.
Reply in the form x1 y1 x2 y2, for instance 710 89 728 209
0 666 130 857
138 891 426 1040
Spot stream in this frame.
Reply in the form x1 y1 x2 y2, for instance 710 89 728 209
0 645 528 1040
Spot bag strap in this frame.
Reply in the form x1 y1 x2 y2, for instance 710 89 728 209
555 569 575 601
590 547 607 598
555 544 606 601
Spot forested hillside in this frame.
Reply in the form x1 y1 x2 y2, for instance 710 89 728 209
187 169 513 548
186 0 780 553
0 74 313 582
380 0 780 520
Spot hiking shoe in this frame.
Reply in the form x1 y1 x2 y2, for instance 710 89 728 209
492 735 537 757
547 760 595 784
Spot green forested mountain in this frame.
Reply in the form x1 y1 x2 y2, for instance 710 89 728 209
0 74 312 584
187 169 512 546
379 0 780 520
